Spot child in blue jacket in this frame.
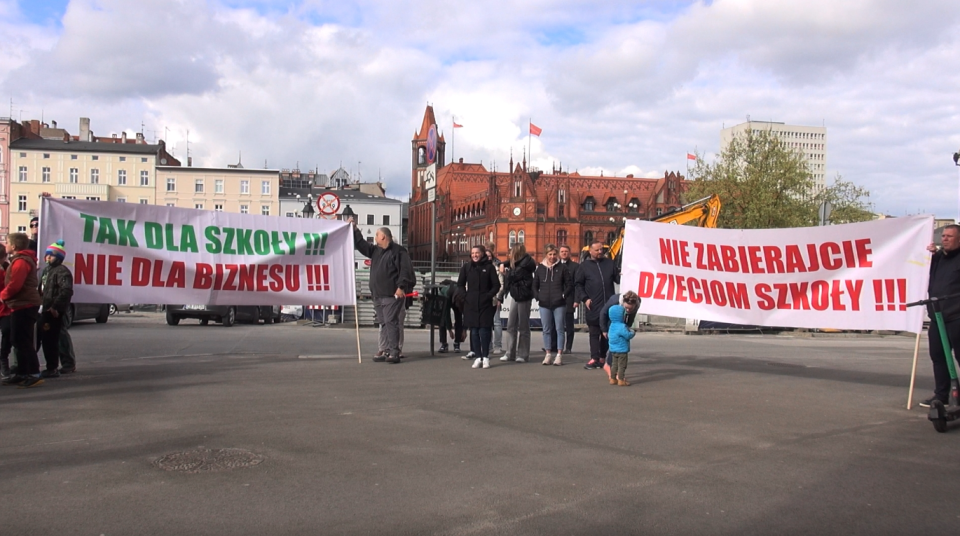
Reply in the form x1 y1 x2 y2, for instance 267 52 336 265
607 304 635 386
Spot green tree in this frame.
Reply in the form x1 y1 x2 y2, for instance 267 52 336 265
685 129 872 228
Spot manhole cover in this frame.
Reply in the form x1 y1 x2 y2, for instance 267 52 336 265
153 448 264 473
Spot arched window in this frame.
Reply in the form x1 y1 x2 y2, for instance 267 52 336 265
514 180 522 198
518 230 525 244
556 229 567 246
509 230 517 249
489 231 494 244
605 198 618 212
584 230 594 245
418 147 426 165
582 197 595 212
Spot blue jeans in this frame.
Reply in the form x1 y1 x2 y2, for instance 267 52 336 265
539 306 566 353
470 327 492 358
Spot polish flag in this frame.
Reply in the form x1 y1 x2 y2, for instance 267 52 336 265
529 122 542 137
686 153 696 160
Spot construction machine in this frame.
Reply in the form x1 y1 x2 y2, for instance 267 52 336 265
581 194 721 264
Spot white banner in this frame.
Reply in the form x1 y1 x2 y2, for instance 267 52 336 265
621 215 934 331
39 198 356 306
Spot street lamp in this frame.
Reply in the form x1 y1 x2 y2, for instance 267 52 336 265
301 194 315 218
342 204 356 222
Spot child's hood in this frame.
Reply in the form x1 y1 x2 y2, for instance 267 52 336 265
609 304 625 323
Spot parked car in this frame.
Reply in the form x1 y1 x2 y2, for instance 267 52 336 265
64 303 111 328
108 303 132 315
164 305 281 327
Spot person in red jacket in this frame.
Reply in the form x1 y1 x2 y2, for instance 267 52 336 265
0 233 43 388
0 247 12 379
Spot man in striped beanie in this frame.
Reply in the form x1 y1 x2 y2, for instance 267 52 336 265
38 239 73 378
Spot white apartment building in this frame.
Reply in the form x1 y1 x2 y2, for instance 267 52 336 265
720 120 827 190
156 166 280 216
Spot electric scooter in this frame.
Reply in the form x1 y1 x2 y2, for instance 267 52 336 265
906 294 960 433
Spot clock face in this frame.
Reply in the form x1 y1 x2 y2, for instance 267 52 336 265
513 207 521 217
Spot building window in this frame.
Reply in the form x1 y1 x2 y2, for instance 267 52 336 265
240 204 249 214
86 196 100 201
583 197 595 212
42 167 51 183
261 180 270 195
558 205 565 217
656 207 663 216
584 230 594 245
166 203 175 207
628 198 641 213
558 189 566 203
286 212 295 218
514 180 521 197
215 179 224 193
195 179 204 193
62 196 76 200
261 205 270 216
141 157 148 163
17 226 26 233
18 195 27 211
383 215 390 225
195 203 204 210
605 198 618 212
556 230 567 245
166 178 176 192
19 152 25 157
43 153 50 159
117 169 127 185
240 180 249 194
215 204 224 212
70 168 78 183
71 154 78 160
418 147 426 165
509 230 517 249
117 197 127 203
18 166 27 182
366 214 375 225
607 231 617 245
140 199 149 204
92 155 99 161
119 156 126 162
90 169 99 184
140 170 149 186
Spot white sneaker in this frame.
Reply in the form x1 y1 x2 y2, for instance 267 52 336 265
465 351 476 360
493 347 504 354
553 352 563 366
472 358 482 369
500 354 512 361
542 353 553 365
515 357 525 363
482 358 490 369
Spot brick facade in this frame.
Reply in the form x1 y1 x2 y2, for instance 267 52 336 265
408 106 687 263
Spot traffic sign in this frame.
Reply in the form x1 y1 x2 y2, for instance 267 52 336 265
317 192 341 215
427 125 437 164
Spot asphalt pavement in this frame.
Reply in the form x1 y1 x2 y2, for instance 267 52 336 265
1 312 958 536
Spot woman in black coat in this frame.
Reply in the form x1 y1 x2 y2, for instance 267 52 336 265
458 245 501 369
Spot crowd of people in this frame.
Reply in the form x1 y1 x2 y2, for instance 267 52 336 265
350 215 641 385
1 217 76 389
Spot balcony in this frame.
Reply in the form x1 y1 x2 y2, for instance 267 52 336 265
56 184 110 197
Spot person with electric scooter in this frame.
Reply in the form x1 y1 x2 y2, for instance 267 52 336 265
921 224 960 408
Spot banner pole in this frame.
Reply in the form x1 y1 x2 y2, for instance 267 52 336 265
907 330 921 409
354 294 362 364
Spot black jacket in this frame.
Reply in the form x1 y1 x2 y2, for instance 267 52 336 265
40 260 74 315
353 228 415 299
458 257 501 328
559 259 579 308
504 254 536 302
533 260 572 309
575 256 620 322
929 247 960 322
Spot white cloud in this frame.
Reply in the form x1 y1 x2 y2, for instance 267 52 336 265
3 0 960 216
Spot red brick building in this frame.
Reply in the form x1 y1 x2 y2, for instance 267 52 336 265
407 106 687 263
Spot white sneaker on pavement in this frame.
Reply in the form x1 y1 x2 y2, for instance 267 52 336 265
482 358 490 369
464 351 476 360
542 353 552 365
472 358 482 369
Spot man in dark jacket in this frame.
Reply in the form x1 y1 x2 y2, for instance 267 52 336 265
575 240 619 369
923 224 960 406
350 222 415 364
556 245 579 354
38 240 73 378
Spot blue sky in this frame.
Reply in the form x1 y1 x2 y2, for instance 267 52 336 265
2 0 960 217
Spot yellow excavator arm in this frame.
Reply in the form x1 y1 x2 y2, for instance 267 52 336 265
585 194 722 262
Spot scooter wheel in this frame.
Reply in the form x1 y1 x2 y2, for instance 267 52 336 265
933 418 948 433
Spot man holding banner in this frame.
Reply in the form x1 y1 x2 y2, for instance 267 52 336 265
922 224 960 407
350 221 415 364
